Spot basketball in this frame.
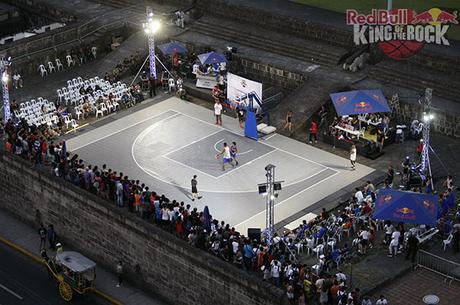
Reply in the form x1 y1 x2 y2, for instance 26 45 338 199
378 40 424 60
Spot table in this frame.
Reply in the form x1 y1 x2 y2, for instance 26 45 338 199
423 295 439 305
334 125 362 139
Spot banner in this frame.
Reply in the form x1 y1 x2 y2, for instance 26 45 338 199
227 73 262 110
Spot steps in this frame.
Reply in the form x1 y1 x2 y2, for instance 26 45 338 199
369 61 460 103
190 18 345 67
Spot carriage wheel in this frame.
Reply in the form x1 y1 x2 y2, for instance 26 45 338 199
59 281 73 302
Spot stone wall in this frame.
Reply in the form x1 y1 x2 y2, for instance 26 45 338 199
195 0 353 48
0 153 288 305
397 101 460 138
234 55 304 90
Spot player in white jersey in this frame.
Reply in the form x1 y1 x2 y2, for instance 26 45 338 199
216 142 234 171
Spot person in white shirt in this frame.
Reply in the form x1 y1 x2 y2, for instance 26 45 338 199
13 73 23 89
355 188 364 203
359 228 370 254
388 229 400 257
375 295 388 305
350 144 357 169
384 222 394 244
214 101 223 125
192 62 200 78
270 260 280 286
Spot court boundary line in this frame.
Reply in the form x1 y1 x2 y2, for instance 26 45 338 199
214 149 278 179
70 110 179 151
173 109 339 174
164 129 222 157
235 169 340 228
131 115 334 192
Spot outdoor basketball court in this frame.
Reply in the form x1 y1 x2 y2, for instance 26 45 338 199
67 97 375 233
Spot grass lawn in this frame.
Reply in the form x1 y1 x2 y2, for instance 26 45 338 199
291 0 460 40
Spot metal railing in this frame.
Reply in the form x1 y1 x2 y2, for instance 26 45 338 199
416 250 460 284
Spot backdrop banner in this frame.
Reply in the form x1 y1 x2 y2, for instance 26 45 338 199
227 73 263 110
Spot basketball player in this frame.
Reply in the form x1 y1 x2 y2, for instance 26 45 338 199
191 175 202 201
216 142 234 171
230 142 239 165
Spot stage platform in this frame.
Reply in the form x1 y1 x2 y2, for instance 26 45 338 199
67 97 375 234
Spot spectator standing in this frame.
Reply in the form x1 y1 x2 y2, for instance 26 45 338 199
388 227 400 257
12 73 23 89
149 75 156 98
214 101 222 125
284 110 293 132
270 259 281 287
350 144 357 170
405 232 419 263
309 120 318 144
116 261 123 287
47 224 57 251
38 223 47 250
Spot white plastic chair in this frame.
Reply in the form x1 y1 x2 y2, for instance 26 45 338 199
75 106 83 120
168 78 175 92
95 105 104 118
443 234 453 251
66 55 75 67
112 100 120 111
38 64 47 77
63 115 72 129
48 62 56 73
71 119 79 131
313 244 324 258
106 101 113 113
55 58 63 71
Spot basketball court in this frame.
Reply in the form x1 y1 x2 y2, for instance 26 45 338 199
67 97 375 234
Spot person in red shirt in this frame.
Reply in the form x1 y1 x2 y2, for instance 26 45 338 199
309 121 318 144
417 139 423 158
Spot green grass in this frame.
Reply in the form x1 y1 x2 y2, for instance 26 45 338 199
291 0 460 40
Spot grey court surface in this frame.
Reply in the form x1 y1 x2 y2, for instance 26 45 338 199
67 97 375 234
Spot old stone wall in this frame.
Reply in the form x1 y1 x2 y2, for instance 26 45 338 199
0 153 288 305
396 101 460 138
195 0 353 48
234 55 304 90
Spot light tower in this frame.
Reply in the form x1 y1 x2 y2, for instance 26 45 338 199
258 164 282 244
143 6 160 79
420 88 434 188
0 56 12 122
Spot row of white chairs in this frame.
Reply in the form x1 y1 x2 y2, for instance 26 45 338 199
38 55 79 77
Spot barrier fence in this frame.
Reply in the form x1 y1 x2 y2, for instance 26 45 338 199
417 249 460 283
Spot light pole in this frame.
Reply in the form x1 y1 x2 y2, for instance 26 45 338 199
420 88 434 189
1 56 12 122
258 164 283 245
143 6 160 79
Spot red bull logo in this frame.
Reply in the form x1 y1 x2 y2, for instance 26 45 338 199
394 206 416 220
347 7 458 60
379 194 393 204
336 95 348 105
411 8 458 25
397 207 413 215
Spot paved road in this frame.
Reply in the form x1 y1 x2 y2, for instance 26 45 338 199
0 243 110 305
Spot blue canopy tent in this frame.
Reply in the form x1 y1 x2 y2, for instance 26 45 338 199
158 41 187 55
329 89 390 116
374 189 438 226
197 51 227 65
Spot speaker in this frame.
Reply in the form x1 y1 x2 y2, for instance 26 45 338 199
274 182 282 191
247 228 261 242
258 184 267 194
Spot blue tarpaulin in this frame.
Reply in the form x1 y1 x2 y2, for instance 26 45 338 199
197 51 227 65
330 89 390 116
374 189 438 226
158 41 187 55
